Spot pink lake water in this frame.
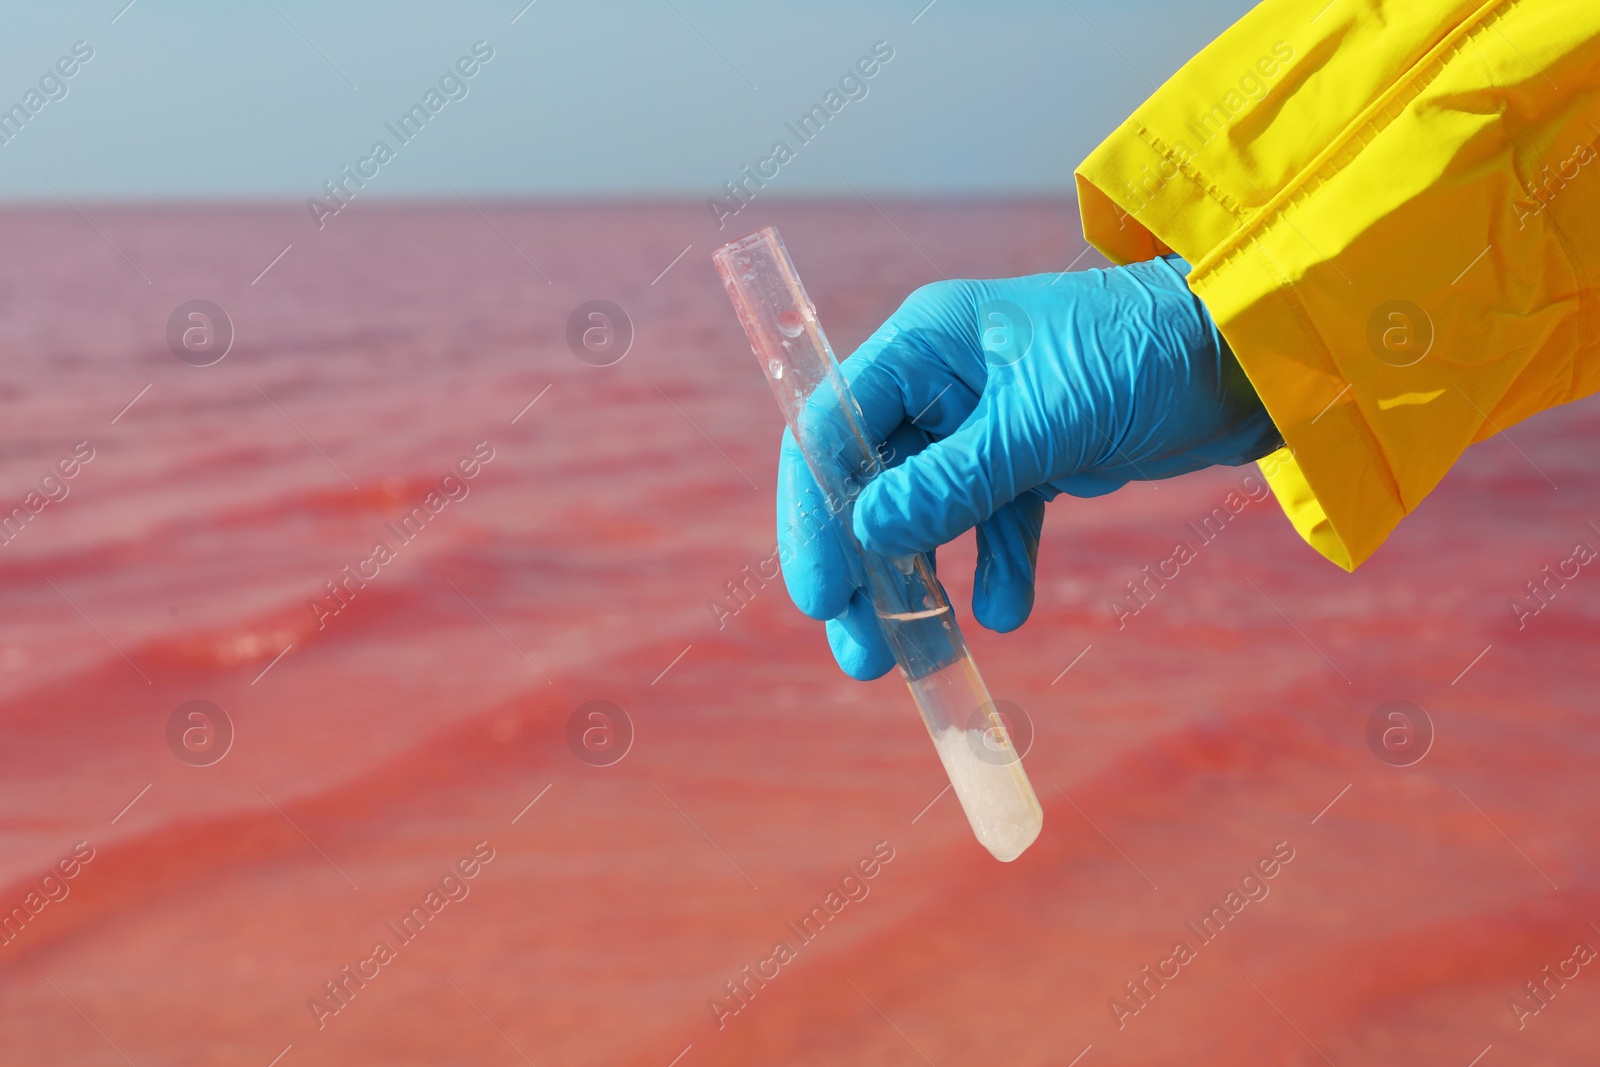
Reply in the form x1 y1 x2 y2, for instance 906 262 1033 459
0 200 1597 1065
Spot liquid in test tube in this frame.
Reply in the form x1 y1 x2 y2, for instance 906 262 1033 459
712 226 1044 862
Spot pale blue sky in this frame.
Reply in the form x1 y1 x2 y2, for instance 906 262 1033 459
0 0 1254 200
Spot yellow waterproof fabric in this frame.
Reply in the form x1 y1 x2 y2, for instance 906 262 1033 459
1075 0 1600 569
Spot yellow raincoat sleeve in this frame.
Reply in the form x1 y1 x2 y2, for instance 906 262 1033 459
1075 0 1600 570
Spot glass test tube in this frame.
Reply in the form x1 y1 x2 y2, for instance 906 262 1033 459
712 226 1044 862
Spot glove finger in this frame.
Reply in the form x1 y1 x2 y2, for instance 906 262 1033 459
797 305 981 484
829 566 954 681
972 491 1046 633
841 325 979 445
825 589 896 681
852 391 1054 558
779 418 934 621
877 419 932 473
1051 471 1129 499
777 427 855 620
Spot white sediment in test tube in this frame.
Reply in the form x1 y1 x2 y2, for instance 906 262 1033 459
930 727 1043 863
906 654 1042 862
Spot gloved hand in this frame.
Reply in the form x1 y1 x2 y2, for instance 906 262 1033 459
777 254 1283 679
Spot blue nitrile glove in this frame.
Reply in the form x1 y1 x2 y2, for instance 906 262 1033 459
777 254 1283 679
